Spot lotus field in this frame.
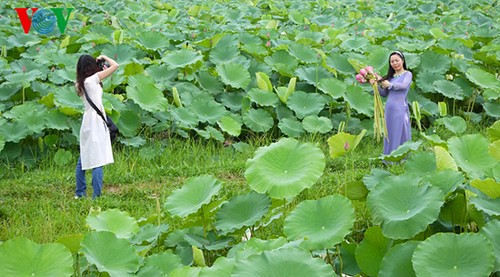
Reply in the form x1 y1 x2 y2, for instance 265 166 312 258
1 0 499 276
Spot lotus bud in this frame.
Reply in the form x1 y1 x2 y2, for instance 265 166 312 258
359 68 367 76
365 66 373 74
344 142 350 151
355 74 365 83
266 41 271 47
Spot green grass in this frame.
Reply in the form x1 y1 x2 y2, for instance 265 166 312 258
0 135 383 243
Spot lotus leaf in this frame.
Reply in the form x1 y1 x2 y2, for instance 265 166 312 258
433 80 465 100
217 115 242 137
367 175 444 239
287 42 319 64
139 251 183 276
189 98 228 124
302 115 333 134
284 194 355 250
487 120 500 142
287 91 326 119
247 88 279 107
215 191 270 235
80 231 140 277
355 226 392 277
3 101 47 134
210 46 240 65
362 168 393 190
199 256 234 277
340 37 370 51
325 53 356 75
469 194 500 216
489 140 500 160
129 223 170 245
242 108 274 133
245 138 325 199
466 67 500 90
0 237 73 277
424 170 464 196
434 145 459 171
232 248 338 277
216 62 251 89
295 66 332 86
435 116 467 134
169 266 201 277
416 70 443 93
403 151 436 175
327 130 366 158
412 233 495 277
278 117 305 137
448 134 498 179
378 241 419 277
165 175 222 218
470 178 500 199
317 78 346 99
344 84 373 116
126 75 168 112
86 209 139 239
380 140 423 162
480 220 500 272
264 50 298 77
137 31 169 50
483 102 500 118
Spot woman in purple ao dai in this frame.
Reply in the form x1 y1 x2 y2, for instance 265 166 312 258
374 51 413 155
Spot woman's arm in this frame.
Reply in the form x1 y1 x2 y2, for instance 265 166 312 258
390 72 413 90
96 55 119 81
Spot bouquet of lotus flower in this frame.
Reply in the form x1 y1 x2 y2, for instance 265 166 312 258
355 66 388 142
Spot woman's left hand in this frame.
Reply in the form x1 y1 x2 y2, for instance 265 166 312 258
380 80 390 89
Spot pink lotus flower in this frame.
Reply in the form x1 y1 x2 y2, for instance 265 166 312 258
359 68 367 76
355 74 366 83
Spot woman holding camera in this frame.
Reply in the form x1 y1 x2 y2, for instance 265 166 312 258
74 54 119 199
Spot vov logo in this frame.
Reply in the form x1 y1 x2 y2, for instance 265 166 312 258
15 8 74 35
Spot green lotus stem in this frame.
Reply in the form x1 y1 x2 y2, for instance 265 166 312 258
371 84 388 142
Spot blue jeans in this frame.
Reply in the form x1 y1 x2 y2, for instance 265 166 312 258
75 157 103 198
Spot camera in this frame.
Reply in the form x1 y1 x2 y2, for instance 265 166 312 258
96 58 109 70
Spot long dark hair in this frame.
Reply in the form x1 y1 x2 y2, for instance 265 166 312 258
382 51 408 81
76 54 99 96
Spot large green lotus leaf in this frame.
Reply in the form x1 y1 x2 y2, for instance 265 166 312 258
129 223 170 245
412 233 495 277
217 115 242 137
380 140 423 162
0 83 21 101
0 122 31 143
317 78 346 99
247 88 279 107
295 66 332 86
433 80 465 100
209 46 240 65
435 116 467 134
362 168 393 191
86 209 139 239
480 220 500 272
126 74 168 112
199 256 234 277
483 102 500 118
101 44 138 65
170 266 201 277
287 42 319 64
355 226 392 277
140 251 183 276
434 145 459 171
0 237 73 277
232 248 338 277
489 140 500 160
448 134 497 179
44 109 70 131
115 109 141 137
214 191 271 234
421 134 447 148
164 48 203 69
366 47 391 72
242 108 274 133
264 50 298 77
278 117 305 138
189 98 228 124
4 69 42 85
216 62 251 89
197 70 224 94
81 231 140 277
3 101 47 134
227 237 289 260
0 136 5 154
438 189 469 228
325 53 356 75
404 151 436 175
171 107 200 128
284 194 355 250
424 170 464 196
488 120 500 142
245 138 325 199
416 70 444 93
378 241 419 277
340 37 370 51
420 51 451 74
164 175 222 218
287 91 326 119
470 178 500 199
137 31 169 50
327 130 366 158
470 196 500 216
344 84 372 116
367 175 444 239
466 67 500 89
302 115 333 134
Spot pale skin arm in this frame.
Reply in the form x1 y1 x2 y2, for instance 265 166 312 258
96 55 119 80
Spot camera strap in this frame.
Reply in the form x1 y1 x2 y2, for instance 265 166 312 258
82 87 109 126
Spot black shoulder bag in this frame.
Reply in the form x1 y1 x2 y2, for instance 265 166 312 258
83 88 119 142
